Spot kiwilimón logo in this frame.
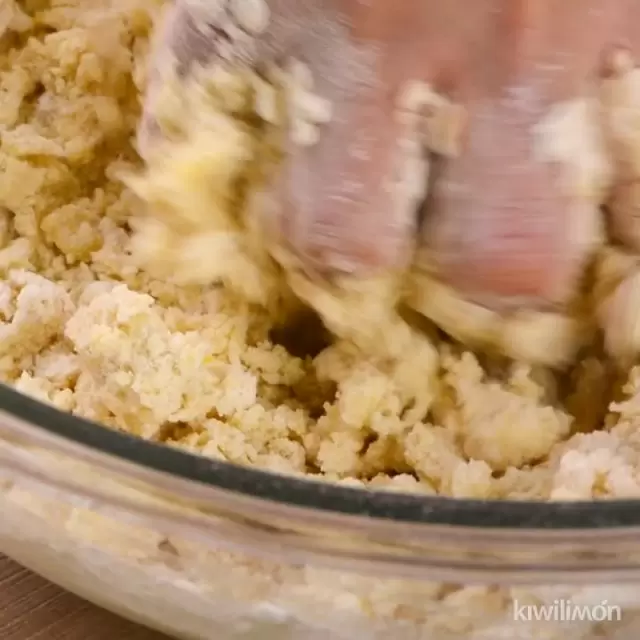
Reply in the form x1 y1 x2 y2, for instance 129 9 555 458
512 599 622 623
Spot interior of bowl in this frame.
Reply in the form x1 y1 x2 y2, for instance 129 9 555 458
3 381 640 532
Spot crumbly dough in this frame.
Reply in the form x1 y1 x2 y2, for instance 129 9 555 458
3 1 640 638
0 0 638 514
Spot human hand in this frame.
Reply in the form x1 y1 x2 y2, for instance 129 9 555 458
137 0 640 363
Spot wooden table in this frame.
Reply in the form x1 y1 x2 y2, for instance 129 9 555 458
0 555 170 639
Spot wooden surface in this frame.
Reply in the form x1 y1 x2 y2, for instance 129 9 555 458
0 555 170 639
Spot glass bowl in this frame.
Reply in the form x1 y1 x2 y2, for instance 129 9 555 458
2 384 640 639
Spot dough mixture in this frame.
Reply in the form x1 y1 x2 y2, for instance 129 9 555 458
1 0 640 503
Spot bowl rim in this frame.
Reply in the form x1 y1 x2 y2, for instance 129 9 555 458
3 381 640 530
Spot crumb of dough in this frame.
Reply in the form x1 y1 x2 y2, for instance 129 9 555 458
4 2 640 639
437 351 573 471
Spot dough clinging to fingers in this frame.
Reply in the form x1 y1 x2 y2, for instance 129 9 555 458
132 0 640 371
136 0 425 281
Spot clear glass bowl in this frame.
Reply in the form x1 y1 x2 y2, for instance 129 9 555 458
2 383 640 639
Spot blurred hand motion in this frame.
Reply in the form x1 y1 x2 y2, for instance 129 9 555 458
138 0 640 347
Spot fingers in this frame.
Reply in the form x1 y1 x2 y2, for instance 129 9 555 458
138 0 421 278
417 0 615 311
406 95 605 366
421 102 605 310
405 0 619 366
276 70 416 275
269 0 494 276
271 1 427 276
135 0 637 310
